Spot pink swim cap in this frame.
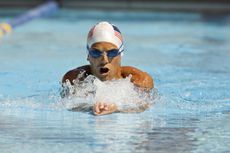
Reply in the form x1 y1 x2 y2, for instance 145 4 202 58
87 21 124 52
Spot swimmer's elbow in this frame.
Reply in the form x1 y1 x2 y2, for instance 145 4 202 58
139 74 154 91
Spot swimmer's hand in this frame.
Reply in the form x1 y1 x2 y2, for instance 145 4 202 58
93 102 118 116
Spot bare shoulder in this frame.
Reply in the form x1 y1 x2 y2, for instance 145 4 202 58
62 65 91 85
121 66 154 89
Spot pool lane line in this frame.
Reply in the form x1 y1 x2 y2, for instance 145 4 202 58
0 23 12 38
0 0 59 39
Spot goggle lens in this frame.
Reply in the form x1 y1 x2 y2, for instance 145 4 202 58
89 49 120 58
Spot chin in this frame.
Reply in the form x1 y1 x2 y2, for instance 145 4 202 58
99 78 107 81
98 75 110 81
97 73 113 81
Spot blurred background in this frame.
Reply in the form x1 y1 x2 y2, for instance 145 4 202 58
0 0 230 13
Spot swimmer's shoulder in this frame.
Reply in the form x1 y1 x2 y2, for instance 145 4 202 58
121 66 154 89
62 65 91 84
121 66 150 78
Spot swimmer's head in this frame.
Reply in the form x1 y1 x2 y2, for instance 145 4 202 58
86 22 124 81
87 21 124 54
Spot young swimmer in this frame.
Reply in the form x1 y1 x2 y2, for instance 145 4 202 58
61 21 154 115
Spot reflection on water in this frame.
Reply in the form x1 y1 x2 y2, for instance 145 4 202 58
0 108 199 153
136 127 196 153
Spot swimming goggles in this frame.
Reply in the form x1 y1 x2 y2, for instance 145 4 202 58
87 44 124 58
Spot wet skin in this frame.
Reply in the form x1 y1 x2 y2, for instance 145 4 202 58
62 42 154 115
88 42 122 81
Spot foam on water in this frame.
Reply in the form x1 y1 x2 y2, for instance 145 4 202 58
1 73 227 116
0 75 158 114
59 75 158 112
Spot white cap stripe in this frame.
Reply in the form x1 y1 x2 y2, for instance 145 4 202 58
87 21 123 49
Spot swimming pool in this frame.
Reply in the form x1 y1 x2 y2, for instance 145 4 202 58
0 9 230 153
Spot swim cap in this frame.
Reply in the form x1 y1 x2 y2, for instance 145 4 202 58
87 21 124 53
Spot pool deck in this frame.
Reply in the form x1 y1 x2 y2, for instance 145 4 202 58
0 1 230 13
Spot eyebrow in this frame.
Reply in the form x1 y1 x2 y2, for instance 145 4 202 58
92 48 117 51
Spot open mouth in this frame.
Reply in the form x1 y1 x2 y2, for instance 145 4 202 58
100 67 109 74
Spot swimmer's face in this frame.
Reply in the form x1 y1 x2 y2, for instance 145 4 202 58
87 42 122 81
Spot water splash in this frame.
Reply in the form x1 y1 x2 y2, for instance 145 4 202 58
59 75 158 111
0 75 157 113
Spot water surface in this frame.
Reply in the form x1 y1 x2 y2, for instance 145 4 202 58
0 10 230 153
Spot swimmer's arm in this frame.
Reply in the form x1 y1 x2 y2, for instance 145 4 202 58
93 101 150 115
60 65 91 98
62 65 91 85
69 103 93 112
70 101 150 115
120 66 153 113
117 101 150 113
121 66 154 90
71 102 117 115
93 102 118 115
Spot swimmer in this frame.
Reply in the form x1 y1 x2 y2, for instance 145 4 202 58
61 21 154 115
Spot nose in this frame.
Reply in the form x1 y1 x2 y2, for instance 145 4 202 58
101 52 109 64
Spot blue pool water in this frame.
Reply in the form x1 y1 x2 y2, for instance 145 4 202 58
0 10 230 153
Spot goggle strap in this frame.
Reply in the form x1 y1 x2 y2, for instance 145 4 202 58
118 43 124 53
